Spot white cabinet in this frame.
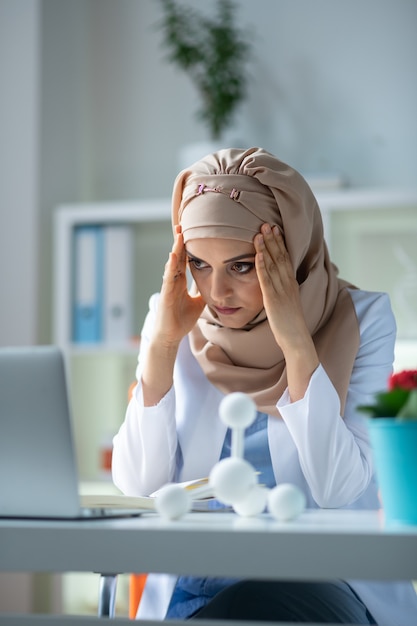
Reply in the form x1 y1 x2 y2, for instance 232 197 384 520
53 200 172 351
316 188 417 368
53 200 172 480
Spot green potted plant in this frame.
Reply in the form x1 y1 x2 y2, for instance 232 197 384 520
359 370 417 419
359 369 417 526
158 0 251 142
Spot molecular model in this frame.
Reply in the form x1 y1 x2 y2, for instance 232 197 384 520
155 392 306 521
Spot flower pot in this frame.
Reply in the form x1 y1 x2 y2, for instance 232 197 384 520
367 418 417 526
178 141 223 171
178 137 247 171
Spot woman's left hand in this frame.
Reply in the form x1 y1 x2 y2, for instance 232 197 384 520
254 224 319 400
254 223 307 350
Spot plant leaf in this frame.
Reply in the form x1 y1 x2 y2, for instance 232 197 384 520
358 388 410 417
397 389 417 420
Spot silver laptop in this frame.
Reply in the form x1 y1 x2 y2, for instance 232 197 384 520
0 345 153 519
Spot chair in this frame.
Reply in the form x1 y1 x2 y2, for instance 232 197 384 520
98 573 147 618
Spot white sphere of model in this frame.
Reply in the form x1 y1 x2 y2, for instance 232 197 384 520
219 392 257 458
267 483 306 521
155 483 191 520
233 483 268 517
209 457 257 505
219 392 257 430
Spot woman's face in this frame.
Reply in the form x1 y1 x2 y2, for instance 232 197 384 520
185 237 264 329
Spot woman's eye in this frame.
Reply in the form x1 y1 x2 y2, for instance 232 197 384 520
188 257 209 271
231 262 255 274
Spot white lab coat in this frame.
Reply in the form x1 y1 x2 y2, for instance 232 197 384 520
112 289 417 625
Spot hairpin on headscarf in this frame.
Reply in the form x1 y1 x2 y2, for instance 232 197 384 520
196 184 240 201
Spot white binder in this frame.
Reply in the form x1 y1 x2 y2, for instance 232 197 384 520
103 225 133 344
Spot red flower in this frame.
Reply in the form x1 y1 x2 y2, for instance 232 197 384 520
388 370 417 392
359 369 417 418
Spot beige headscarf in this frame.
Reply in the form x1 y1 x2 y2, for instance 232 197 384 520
172 147 359 417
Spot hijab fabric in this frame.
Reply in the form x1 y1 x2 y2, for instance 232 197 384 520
172 147 359 417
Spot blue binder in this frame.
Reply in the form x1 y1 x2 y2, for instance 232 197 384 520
72 225 104 343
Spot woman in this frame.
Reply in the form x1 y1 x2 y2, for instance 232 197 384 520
112 147 417 624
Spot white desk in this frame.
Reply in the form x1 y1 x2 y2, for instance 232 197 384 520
1 509 417 625
1 509 417 581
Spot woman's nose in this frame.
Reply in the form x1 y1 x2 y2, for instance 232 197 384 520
210 271 232 300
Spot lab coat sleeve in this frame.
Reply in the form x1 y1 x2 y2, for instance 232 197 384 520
112 294 179 496
276 291 396 508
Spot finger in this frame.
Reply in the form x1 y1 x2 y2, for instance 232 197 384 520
162 252 175 283
161 247 181 283
262 225 294 281
254 234 275 290
256 227 286 274
260 224 287 263
255 241 294 308
172 226 187 268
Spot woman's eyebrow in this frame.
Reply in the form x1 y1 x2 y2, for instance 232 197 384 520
186 252 255 264
186 252 204 263
223 253 256 264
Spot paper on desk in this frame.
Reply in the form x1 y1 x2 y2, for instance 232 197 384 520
80 493 156 510
81 478 228 513
151 478 231 512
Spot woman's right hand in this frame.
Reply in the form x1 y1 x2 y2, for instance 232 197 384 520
141 226 204 406
152 225 205 348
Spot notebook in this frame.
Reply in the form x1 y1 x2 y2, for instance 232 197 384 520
0 345 155 519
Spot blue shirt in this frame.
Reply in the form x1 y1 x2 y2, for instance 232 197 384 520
166 412 275 619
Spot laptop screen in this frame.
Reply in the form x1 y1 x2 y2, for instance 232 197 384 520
0 346 81 518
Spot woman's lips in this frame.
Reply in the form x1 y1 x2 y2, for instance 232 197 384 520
214 306 241 316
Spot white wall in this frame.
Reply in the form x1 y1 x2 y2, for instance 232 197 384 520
0 0 416 345
240 0 417 186
85 0 417 198
37 0 91 343
0 0 41 346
